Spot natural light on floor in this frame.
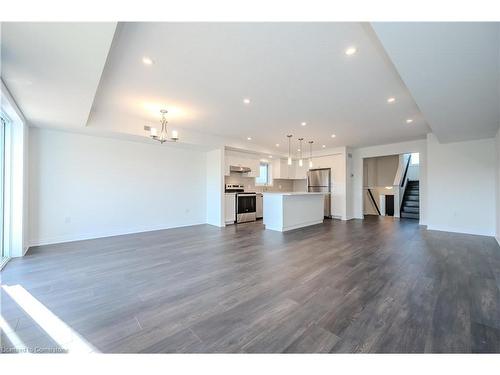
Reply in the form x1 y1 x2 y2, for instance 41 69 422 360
2 284 99 353
0 314 29 353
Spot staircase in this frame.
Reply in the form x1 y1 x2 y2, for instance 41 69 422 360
401 180 420 220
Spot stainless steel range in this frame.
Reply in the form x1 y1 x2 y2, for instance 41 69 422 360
225 184 257 223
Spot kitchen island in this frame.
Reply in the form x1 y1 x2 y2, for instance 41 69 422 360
263 192 325 232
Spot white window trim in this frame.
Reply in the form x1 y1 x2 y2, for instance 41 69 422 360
255 162 270 186
1 79 28 258
0 114 8 265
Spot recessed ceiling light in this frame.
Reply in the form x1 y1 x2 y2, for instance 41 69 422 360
275 143 280 147
387 97 396 103
268 155 273 158
297 148 301 152
243 98 251 104
301 122 307 126
247 137 252 140
331 134 336 138
345 46 357 56
406 119 413 124
322 145 326 148
142 56 154 65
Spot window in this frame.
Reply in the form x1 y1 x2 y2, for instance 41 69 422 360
410 152 420 166
0 114 6 264
255 163 270 185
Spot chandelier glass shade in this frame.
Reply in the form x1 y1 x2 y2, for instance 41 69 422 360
298 138 304 167
308 140 314 168
287 134 293 165
149 109 179 143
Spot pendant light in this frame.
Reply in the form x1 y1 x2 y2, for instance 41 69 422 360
308 140 314 168
298 138 304 167
287 134 293 165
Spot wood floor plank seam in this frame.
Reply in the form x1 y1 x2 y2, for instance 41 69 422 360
2 217 500 353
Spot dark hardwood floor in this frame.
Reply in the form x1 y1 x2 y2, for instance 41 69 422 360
2 216 500 353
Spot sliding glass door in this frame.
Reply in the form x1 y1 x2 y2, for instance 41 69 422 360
0 114 6 264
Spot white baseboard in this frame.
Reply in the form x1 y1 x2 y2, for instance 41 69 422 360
426 225 495 237
29 221 207 248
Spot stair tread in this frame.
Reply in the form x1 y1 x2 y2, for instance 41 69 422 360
403 207 419 213
402 181 421 219
405 202 419 207
401 212 419 219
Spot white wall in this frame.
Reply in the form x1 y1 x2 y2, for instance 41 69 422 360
496 129 500 244
407 164 420 181
427 133 496 236
29 128 208 246
363 155 399 187
206 148 224 227
351 139 427 224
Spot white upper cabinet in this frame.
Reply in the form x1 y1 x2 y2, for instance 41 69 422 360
224 150 260 178
271 158 283 179
293 161 308 179
272 158 291 179
246 158 260 178
271 158 308 179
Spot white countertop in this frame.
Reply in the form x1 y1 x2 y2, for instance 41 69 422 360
262 192 325 196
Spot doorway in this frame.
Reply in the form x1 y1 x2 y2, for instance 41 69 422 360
362 152 420 219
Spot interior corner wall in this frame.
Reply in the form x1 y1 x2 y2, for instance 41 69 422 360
350 139 427 224
427 133 495 236
206 148 224 227
29 128 208 246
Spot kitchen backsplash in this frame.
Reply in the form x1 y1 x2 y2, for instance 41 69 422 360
225 173 297 192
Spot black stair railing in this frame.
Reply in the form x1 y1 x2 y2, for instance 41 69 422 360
367 188 381 216
400 154 412 187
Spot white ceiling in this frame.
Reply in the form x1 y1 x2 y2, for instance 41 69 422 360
372 22 500 143
1 22 116 129
3 22 498 153
88 22 429 151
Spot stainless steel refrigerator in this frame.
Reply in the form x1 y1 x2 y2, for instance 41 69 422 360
307 168 331 218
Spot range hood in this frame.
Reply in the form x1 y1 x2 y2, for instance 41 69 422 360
230 165 252 173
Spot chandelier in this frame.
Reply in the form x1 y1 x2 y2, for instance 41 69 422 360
147 109 179 143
